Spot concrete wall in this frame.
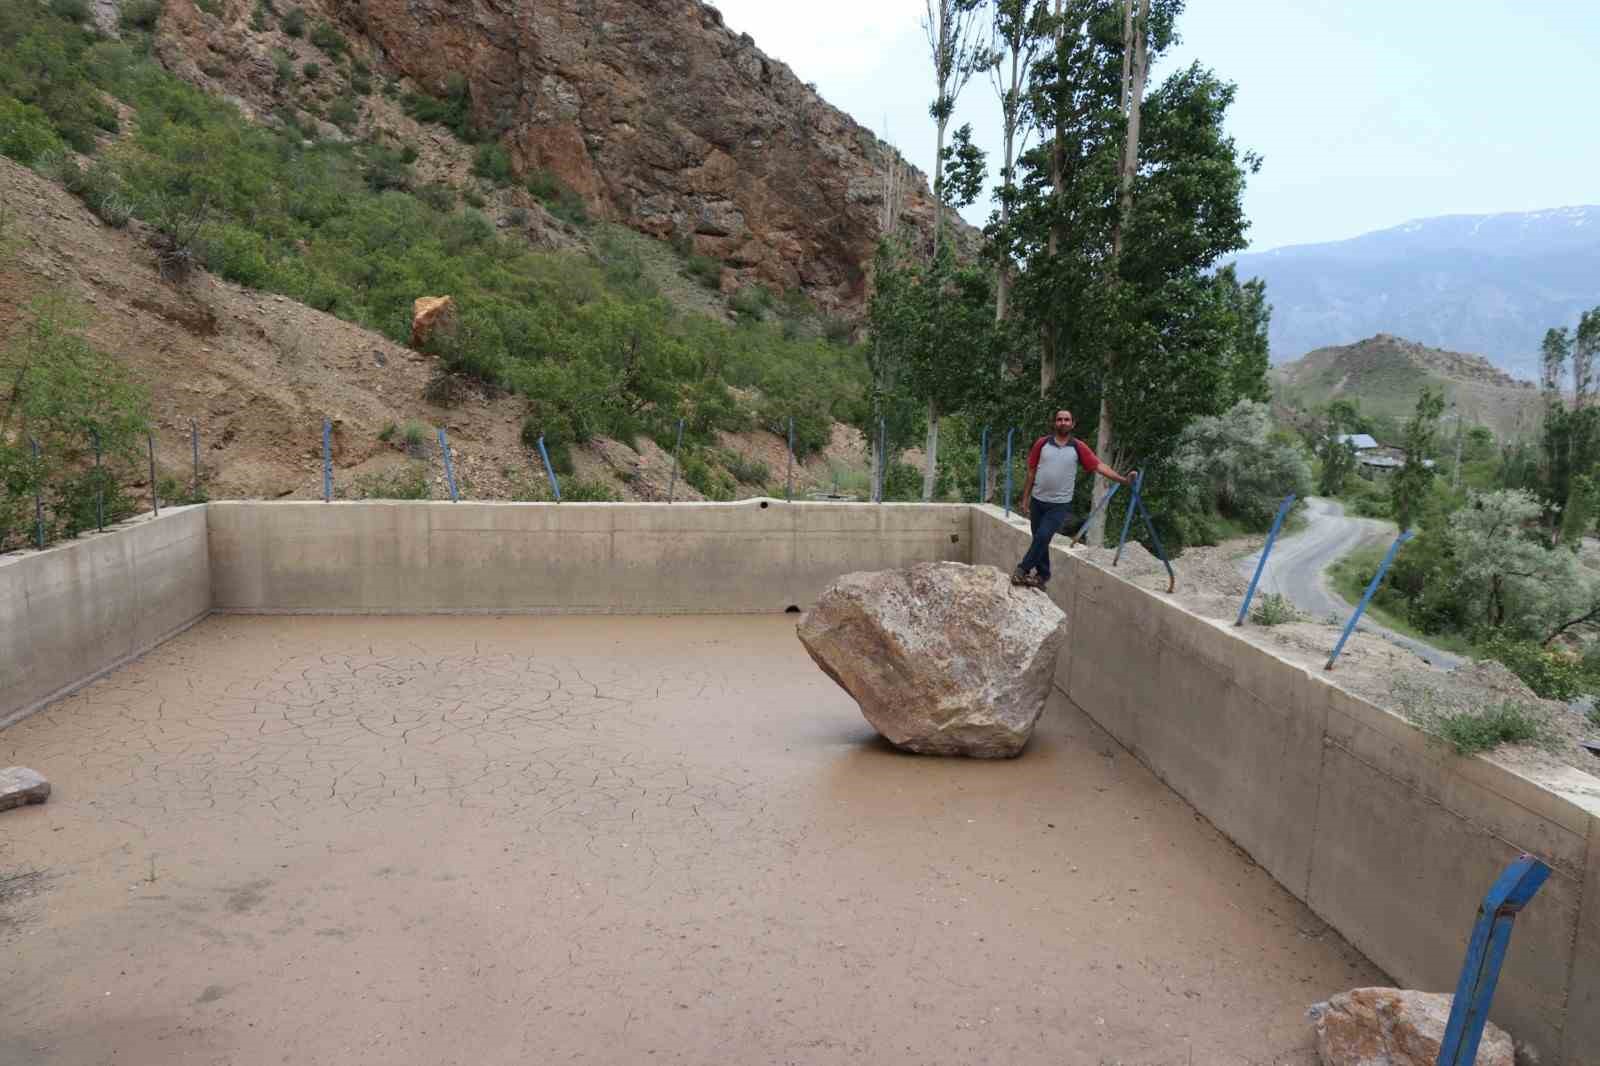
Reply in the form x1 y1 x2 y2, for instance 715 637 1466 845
206 500 971 614
972 505 1600 1064
0 506 210 728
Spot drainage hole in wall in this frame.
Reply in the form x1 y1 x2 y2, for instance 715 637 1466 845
951 534 960 543
784 605 801 614
760 500 769 509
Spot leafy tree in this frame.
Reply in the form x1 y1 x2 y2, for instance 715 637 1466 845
1172 399 1309 527
1317 398 1360 495
1391 386 1443 532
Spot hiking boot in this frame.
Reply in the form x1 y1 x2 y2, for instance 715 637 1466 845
1010 568 1031 587
1024 574 1048 589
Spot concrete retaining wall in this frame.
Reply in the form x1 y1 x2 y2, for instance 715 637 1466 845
206 500 971 614
972 505 1600 1064
0 506 210 728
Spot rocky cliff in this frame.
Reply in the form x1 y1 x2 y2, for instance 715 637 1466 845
153 0 956 312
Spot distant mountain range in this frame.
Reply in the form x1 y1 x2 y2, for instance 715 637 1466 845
1231 206 1600 379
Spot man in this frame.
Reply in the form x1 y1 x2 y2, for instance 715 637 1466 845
1012 410 1135 589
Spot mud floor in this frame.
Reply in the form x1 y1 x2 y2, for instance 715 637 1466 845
1 615 1382 1065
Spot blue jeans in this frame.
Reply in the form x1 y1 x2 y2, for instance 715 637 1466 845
1018 498 1076 584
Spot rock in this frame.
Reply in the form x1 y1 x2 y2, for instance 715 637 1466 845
0 767 51 812
1308 988 1514 1066
409 295 456 350
797 563 1067 758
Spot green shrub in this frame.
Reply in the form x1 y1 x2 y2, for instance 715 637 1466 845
401 74 476 140
1250 593 1298 626
682 454 734 501
1 99 66 166
120 0 162 31
50 0 91 22
721 450 769 485
1477 633 1584 701
273 50 295 88
462 189 486 209
400 420 431 456
414 181 454 211
560 477 617 502
685 254 722 290
378 422 397 442
194 0 222 17
729 286 773 323
1588 705 1600 731
350 463 430 500
327 96 358 132
309 20 347 57
524 169 587 225
251 1 269 30
302 62 321 80
350 74 373 96
281 6 306 36
471 142 513 185
1432 701 1557 756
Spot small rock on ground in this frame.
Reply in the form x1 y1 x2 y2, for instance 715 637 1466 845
0 767 51 812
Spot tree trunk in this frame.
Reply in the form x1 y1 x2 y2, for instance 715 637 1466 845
932 114 948 253
1085 0 1149 547
921 398 940 501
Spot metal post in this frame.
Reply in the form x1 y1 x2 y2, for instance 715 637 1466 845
1326 530 1413 670
667 418 684 503
29 437 44 549
1129 484 1178 594
322 419 332 503
147 432 159 517
536 436 562 502
1004 428 1015 517
91 428 103 532
1070 482 1122 547
1114 470 1144 565
1437 855 1550 1066
977 426 989 504
1237 494 1296 626
437 427 459 502
785 416 794 503
190 419 200 500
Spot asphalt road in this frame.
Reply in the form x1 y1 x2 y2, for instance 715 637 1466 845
1236 496 1465 670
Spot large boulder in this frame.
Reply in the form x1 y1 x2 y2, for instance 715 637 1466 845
797 563 1068 758
0 767 50 812
1308 988 1514 1066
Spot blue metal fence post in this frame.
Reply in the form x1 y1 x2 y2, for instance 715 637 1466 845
1237 494 1296 626
29 437 44 549
1437 855 1551 1066
91 428 103 531
190 419 200 500
667 418 684 503
437 427 459 502
1004 428 1015 517
1326 530 1413 670
785 416 794 503
147 432 159 517
977 426 989 503
321 419 333 503
1114 470 1144 565
537 436 562 502
1130 485 1178 594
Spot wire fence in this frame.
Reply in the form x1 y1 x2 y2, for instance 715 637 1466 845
6 418 1392 668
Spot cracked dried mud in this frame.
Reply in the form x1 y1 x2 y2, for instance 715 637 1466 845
1 615 1381 1064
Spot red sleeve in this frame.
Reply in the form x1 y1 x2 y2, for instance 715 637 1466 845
1072 438 1100 474
1026 436 1047 471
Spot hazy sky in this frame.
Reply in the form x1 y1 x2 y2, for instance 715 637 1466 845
709 0 1600 252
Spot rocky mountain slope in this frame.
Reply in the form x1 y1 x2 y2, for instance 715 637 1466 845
1232 206 1600 375
151 0 956 312
0 155 868 503
1271 333 1542 440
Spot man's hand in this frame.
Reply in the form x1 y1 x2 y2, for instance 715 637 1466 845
1123 469 1139 487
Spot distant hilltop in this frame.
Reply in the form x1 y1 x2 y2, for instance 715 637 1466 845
1232 206 1600 377
1271 334 1542 440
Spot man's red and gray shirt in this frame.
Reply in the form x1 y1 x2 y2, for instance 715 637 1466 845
1027 435 1101 504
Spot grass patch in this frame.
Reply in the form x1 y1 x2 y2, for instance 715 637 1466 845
1249 593 1298 626
350 463 430 500
1434 702 1558 756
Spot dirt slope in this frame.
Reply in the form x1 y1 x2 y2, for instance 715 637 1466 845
1 156 864 502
